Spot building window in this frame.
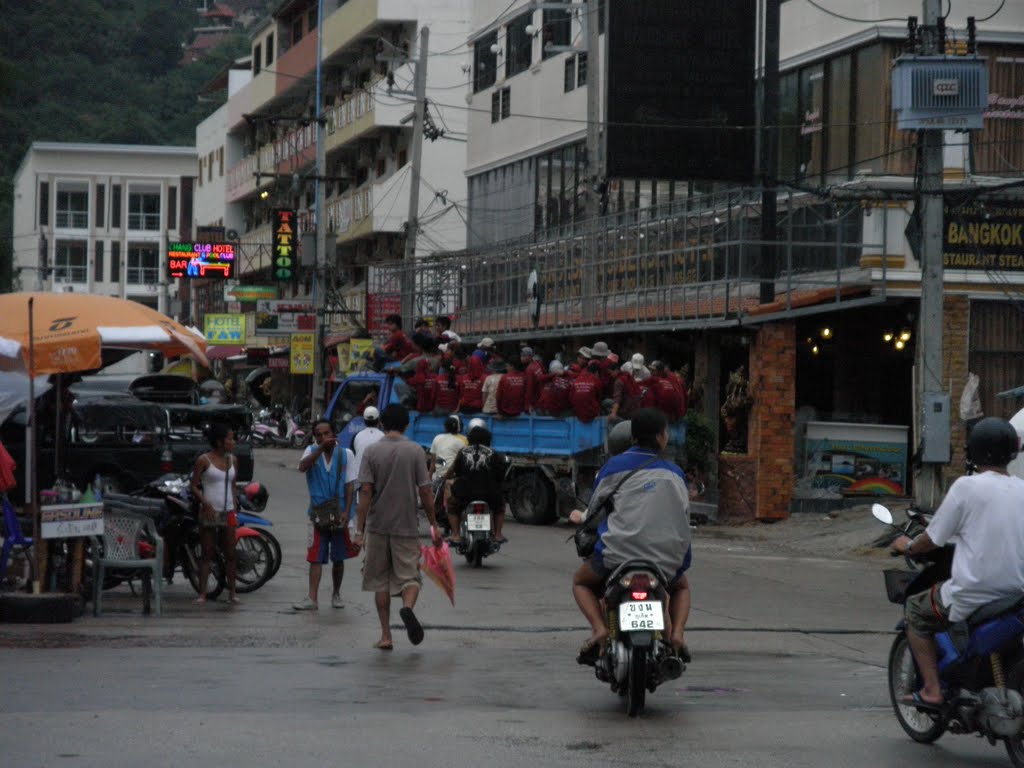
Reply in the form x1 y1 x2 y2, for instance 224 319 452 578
970 300 1024 419
799 64 825 181
167 187 177 231
491 87 511 123
827 54 852 180
474 31 498 92
398 148 408 167
94 241 104 282
307 6 317 30
577 51 587 86
292 17 303 45
39 182 49 226
777 71 799 182
253 43 262 75
505 12 532 78
111 185 121 228
542 0 571 60
111 241 120 282
54 240 88 283
127 243 159 285
598 0 606 34
95 184 105 228
217 147 224 176
128 191 161 231
265 33 274 66
564 56 576 92
56 188 88 228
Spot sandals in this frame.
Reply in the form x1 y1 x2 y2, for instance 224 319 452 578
577 640 603 666
899 691 944 711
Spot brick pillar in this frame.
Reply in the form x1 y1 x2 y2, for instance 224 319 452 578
749 321 796 519
942 295 970 489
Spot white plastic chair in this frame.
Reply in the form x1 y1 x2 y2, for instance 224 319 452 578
93 509 164 617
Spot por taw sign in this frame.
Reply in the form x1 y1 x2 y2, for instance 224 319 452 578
274 209 296 282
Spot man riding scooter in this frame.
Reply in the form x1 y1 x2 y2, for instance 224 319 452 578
444 421 509 545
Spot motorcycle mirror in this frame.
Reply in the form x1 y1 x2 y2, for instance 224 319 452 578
871 503 894 526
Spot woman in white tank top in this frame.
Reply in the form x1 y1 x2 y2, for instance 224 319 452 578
190 423 239 604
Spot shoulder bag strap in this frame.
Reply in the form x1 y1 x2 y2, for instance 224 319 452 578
331 448 344 499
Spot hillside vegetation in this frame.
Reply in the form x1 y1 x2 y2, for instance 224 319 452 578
0 0 250 289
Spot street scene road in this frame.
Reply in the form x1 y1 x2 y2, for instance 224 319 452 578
0 448 1010 768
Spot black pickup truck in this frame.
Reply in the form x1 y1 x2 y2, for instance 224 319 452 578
163 404 254 482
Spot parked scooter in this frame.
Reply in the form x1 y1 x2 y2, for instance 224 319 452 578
873 502 1024 764
582 559 685 717
252 408 306 448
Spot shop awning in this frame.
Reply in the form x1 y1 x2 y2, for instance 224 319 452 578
205 345 245 360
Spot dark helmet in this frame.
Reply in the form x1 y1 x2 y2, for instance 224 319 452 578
468 424 492 446
967 417 1020 467
608 419 634 456
243 481 269 512
444 415 462 434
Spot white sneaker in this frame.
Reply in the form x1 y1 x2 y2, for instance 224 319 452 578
293 597 318 611
331 594 344 609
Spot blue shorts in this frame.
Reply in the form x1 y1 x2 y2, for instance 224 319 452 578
590 545 691 586
306 522 348 564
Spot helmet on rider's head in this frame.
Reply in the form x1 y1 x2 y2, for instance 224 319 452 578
608 419 634 456
468 424 492 446
967 417 1020 467
444 415 462 434
243 481 269 511
467 417 487 433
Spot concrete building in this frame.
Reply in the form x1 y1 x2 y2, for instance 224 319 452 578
210 0 471 337
378 0 1024 521
11 142 197 316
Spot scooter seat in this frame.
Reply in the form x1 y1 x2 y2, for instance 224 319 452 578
967 593 1024 628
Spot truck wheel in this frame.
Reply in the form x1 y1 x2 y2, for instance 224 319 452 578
510 472 554 526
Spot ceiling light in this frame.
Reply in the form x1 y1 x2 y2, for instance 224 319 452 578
899 330 912 342
820 326 832 339
883 331 894 342
259 190 270 200
811 344 820 355
895 339 905 350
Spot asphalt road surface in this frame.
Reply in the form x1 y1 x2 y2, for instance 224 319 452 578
0 448 1013 768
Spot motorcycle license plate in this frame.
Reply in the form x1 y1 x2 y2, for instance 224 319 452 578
619 601 665 631
466 513 491 531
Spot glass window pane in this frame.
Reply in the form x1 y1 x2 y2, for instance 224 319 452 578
778 72 799 182
474 32 498 92
827 54 852 180
799 64 825 181
505 12 532 78
854 45 887 174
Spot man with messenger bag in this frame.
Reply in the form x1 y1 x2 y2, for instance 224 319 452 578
294 419 358 611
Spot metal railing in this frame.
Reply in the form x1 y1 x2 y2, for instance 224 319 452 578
368 188 886 339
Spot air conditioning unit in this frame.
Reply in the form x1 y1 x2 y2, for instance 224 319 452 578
891 55 988 131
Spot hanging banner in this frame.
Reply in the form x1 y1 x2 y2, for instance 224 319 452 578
204 314 246 345
273 209 297 281
226 284 279 302
290 333 314 375
348 339 374 372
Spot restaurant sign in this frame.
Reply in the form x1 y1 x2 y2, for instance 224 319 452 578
944 202 1024 271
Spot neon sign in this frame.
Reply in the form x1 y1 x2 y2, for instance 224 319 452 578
167 242 236 279
273 209 296 282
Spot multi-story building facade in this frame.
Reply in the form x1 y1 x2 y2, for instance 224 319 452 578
12 143 197 316
392 0 1024 521
213 0 470 329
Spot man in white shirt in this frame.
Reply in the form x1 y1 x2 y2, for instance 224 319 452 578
350 406 385 535
891 417 1024 708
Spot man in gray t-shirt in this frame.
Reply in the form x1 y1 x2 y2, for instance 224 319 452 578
355 404 441 650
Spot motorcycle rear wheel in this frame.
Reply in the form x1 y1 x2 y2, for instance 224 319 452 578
1003 656 1024 766
183 535 226 600
256 529 282 578
626 647 648 717
888 632 946 743
472 541 484 568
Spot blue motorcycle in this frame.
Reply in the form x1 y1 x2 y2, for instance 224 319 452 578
875 503 1024 765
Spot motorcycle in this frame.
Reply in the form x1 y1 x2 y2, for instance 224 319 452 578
584 559 685 717
873 502 1024 764
252 408 306 448
453 499 499 568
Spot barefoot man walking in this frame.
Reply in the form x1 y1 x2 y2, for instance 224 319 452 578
354 404 443 650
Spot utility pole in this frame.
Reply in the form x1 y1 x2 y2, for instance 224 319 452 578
916 0 947 510
404 26 430 265
582 0 601 317
311 0 328 418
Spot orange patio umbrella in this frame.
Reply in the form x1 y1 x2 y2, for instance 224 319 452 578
0 292 209 375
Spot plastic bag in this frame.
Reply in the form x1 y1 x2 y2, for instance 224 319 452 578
960 372 983 421
420 533 456 605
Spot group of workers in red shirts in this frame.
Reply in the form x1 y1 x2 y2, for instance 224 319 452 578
380 315 688 425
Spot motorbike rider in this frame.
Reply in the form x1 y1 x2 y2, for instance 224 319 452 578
443 421 509 544
568 408 693 663
428 415 467 478
890 416 1024 709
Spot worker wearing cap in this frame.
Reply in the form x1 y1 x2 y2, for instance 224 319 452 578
537 360 572 416
521 346 545 413
473 337 495 364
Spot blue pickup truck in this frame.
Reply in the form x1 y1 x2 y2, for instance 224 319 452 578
325 372 612 525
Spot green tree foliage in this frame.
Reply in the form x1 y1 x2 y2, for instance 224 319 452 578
0 0 249 289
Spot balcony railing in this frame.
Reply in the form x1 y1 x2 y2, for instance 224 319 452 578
127 267 160 285
325 86 374 136
53 266 88 283
366 188 887 339
227 123 317 196
55 211 88 228
128 213 161 231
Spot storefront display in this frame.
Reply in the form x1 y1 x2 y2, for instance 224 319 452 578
798 421 909 497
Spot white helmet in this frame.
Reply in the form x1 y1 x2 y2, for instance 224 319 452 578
467 417 487 433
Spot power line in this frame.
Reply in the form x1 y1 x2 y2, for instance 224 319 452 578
977 0 1007 22
803 0 909 24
